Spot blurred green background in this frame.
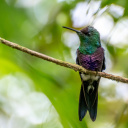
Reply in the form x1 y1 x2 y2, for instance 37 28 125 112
0 0 128 128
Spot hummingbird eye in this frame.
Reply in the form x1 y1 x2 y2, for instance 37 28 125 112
84 32 91 36
80 28 91 36
87 32 91 36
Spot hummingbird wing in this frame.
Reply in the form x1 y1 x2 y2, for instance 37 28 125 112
102 57 106 71
76 57 88 121
76 47 105 121
79 83 88 121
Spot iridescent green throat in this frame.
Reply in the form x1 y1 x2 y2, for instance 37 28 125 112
78 35 101 55
79 45 98 55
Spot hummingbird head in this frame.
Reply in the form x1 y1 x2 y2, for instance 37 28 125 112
63 26 101 54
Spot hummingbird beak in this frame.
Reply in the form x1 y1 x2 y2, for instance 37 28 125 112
62 26 80 33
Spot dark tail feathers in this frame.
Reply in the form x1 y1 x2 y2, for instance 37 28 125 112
79 82 98 121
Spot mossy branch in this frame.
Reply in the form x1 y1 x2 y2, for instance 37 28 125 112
0 37 128 84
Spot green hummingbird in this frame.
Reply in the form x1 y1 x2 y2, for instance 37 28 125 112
63 26 105 121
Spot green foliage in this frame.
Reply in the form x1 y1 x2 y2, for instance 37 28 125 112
0 0 128 128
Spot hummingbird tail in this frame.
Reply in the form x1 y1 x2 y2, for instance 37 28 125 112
88 94 98 121
79 80 99 121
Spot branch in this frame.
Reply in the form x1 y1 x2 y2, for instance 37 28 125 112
0 37 128 84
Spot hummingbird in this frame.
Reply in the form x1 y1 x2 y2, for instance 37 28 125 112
63 26 105 121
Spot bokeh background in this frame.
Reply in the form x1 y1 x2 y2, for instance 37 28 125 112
0 0 128 128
